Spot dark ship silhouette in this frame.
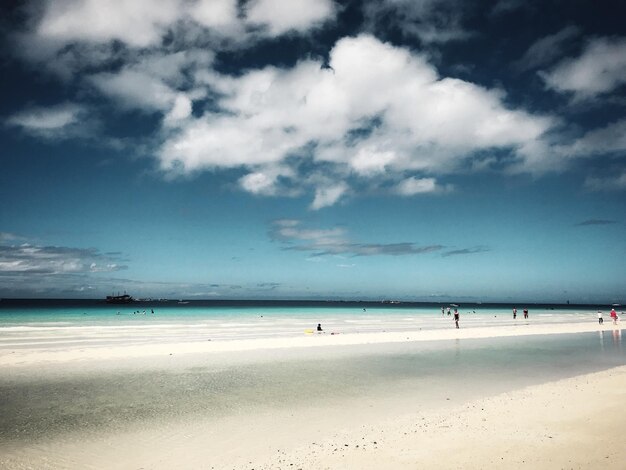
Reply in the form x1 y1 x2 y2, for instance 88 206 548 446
105 293 133 304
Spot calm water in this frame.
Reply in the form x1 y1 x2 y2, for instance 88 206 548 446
1 330 624 443
0 299 618 349
0 299 615 326
1 300 624 446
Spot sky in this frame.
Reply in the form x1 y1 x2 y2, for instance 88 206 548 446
0 0 625 303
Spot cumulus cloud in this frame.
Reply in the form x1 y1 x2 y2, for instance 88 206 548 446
238 165 298 196
10 4 559 208
540 36 626 99
19 0 334 66
190 0 241 32
36 0 182 48
246 0 336 35
161 35 552 207
88 49 212 118
6 103 87 138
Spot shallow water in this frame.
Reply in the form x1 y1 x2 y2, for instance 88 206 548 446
0 300 615 351
1 330 624 445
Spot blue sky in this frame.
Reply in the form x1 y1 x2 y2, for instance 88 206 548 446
1 0 625 302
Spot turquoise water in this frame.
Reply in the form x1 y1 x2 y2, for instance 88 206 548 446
0 300 612 327
0 300 617 350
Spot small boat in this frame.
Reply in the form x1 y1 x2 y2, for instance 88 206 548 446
106 293 133 304
177 300 189 305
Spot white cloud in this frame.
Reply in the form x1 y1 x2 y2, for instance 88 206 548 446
395 177 451 195
541 37 626 98
350 147 396 176
88 50 212 118
160 35 552 207
190 0 241 31
11 7 559 208
311 182 349 210
6 103 86 138
91 69 176 112
165 94 193 123
22 0 330 67
566 119 626 156
240 171 278 195
37 0 182 48
238 165 298 196
246 0 336 35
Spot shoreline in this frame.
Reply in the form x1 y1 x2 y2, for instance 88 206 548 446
1 320 622 367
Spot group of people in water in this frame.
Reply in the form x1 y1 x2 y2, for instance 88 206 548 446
116 309 155 315
512 307 529 319
438 305 621 330
441 305 532 329
441 307 463 328
598 308 621 325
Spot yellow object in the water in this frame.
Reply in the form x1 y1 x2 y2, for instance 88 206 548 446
304 329 314 334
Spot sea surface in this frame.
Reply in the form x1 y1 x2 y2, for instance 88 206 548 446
0 299 621 354
0 299 618 342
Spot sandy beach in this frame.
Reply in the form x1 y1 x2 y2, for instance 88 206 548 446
252 365 626 470
1 318 621 367
1 320 625 469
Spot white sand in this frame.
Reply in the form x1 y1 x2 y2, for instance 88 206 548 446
1 321 624 469
0 320 620 367
252 365 626 470
1 365 624 469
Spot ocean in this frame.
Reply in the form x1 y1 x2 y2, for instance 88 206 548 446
0 298 617 347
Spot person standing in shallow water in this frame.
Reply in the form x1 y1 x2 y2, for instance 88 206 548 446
453 308 459 329
598 311 603 324
513 307 517 319
523 308 528 319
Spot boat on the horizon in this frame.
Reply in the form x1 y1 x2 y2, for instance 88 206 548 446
106 293 134 304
